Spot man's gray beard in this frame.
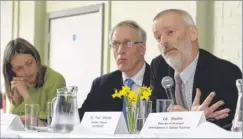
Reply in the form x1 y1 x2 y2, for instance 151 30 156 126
158 45 183 70
161 41 193 71
163 54 184 71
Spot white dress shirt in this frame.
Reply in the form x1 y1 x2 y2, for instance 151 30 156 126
122 62 146 92
174 52 199 109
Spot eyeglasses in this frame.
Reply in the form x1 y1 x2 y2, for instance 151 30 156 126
109 41 144 50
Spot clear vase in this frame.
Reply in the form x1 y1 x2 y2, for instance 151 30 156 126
126 105 138 134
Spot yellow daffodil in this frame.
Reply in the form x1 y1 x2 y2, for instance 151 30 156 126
111 85 152 134
119 89 126 97
112 85 152 103
112 89 121 98
140 95 149 101
142 89 151 97
139 86 152 101
122 86 131 92
128 90 136 99
128 90 137 104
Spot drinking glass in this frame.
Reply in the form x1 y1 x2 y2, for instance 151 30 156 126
25 104 39 131
156 99 173 112
136 100 152 132
46 101 53 132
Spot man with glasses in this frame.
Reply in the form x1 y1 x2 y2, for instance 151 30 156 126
78 20 151 122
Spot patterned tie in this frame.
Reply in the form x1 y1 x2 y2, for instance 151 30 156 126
123 78 134 126
174 75 188 110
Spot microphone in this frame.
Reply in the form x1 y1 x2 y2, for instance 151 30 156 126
161 76 176 104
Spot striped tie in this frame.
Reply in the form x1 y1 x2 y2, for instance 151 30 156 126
175 75 188 110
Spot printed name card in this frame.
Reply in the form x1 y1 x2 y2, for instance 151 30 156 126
1 113 25 131
140 111 206 135
80 112 128 134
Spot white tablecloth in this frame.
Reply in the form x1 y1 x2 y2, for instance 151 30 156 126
1 122 242 138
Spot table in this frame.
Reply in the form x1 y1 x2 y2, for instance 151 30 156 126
1 122 242 138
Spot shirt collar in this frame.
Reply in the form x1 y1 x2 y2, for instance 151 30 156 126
122 62 146 86
174 51 199 83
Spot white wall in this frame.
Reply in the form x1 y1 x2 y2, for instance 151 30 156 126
1 1 14 112
19 1 35 44
0 1 13 92
213 1 242 70
2 1 242 76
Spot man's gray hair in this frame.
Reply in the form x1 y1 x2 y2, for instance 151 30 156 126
153 9 195 26
109 20 147 43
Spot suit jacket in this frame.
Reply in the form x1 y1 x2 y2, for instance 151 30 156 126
78 63 151 121
150 49 242 129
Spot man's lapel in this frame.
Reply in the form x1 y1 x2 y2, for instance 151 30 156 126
142 62 151 86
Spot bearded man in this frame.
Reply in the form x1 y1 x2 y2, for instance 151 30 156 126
150 9 242 130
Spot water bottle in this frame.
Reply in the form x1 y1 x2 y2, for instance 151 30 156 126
231 79 242 132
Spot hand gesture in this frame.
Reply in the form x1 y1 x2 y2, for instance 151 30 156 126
11 77 31 100
191 88 230 120
11 89 23 105
167 88 230 120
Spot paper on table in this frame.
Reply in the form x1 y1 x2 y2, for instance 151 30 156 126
80 112 128 134
1 113 25 131
189 122 242 138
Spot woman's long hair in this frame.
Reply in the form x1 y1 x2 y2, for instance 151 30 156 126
2 38 46 100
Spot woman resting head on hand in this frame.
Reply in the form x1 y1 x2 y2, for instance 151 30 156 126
2 37 66 126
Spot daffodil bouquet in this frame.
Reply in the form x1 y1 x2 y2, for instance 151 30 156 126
112 85 152 133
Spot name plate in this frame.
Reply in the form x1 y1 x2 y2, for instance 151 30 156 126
1 113 25 131
80 112 128 134
140 111 206 135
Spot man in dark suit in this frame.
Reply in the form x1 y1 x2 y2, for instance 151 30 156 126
78 20 150 121
151 9 242 129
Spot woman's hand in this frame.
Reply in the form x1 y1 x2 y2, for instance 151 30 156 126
11 89 23 105
11 77 31 100
20 115 47 127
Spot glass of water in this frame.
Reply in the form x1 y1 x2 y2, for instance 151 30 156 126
156 99 173 112
25 104 39 131
136 100 152 132
46 101 53 132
